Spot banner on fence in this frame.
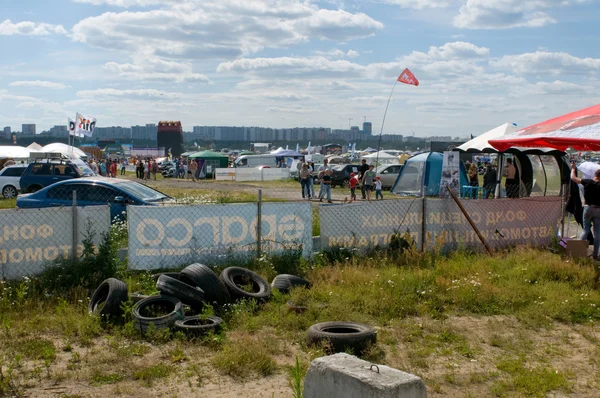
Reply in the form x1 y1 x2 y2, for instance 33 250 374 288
320 197 562 251
127 203 312 270
0 206 111 279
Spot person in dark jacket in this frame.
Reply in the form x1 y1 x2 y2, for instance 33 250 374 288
483 163 497 199
571 162 600 259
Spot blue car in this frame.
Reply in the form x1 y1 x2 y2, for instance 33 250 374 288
16 177 172 221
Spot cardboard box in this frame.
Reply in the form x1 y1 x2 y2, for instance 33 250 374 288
563 239 589 258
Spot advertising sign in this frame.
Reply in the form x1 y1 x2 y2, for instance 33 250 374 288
440 151 461 199
0 206 111 279
128 203 312 270
320 197 561 252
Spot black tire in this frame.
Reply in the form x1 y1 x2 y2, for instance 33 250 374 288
2 185 18 199
132 295 184 334
306 321 377 354
219 267 271 301
271 274 311 294
129 292 149 304
179 263 230 306
342 179 349 188
174 316 223 336
152 272 180 282
27 185 42 193
156 274 205 310
89 278 129 321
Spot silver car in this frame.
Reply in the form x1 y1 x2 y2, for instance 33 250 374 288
376 164 403 189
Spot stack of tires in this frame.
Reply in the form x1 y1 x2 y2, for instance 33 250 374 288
89 265 374 354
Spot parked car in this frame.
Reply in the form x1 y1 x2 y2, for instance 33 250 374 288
375 164 403 189
0 165 27 199
16 177 172 221
330 164 361 188
19 158 95 193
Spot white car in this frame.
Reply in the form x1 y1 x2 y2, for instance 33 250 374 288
376 164 403 189
0 165 27 199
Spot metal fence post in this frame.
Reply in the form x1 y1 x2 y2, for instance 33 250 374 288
560 183 567 238
257 189 262 257
421 186 426 252
72 190 78 262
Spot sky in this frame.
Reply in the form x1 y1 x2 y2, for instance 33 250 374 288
1 0 600 138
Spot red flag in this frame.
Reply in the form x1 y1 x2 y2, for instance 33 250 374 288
397 68 419 86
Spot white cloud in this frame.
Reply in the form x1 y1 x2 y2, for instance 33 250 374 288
217 56 366 78
492 51 600 75
453 0 585 29
9 80 68 89
76 88 182 99
104 58 210 83
73 0 174 6
314 48 361 59
72 1 382 60
510 80 591 97
378 0 452 9
0 19 67 36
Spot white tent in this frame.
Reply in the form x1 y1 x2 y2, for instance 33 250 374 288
27 142 43 151
456 123 517 153
362 151 400 165
40 143 87 159
270 147 302 157
0 146 37 159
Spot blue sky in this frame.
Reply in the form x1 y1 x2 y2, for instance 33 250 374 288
1 0 599 137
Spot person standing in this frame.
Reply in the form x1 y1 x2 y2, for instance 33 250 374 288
121 159 127 175
300 163 311 200
349 172 358 201
151 160 158 180
317 159 330 200
320 169 333 203
358 158 370 200
375 176 383 200
504 158 519 198
189 158 198 182
99 160 107 177
571 162 600 260
307 161 315 199
468 163 479 199
483 163 497 199
296 158 305 182
362 164 376 202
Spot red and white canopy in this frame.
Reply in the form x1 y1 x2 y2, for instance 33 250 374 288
489 104 600 152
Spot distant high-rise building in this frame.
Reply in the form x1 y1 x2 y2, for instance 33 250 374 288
157 121 183 157
350 125 360 133
363 122 372 135
22 124 36 135
49 125 68 138
2 126 10 139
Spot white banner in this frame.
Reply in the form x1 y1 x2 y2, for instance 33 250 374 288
76 112 96 137
440 151 460 199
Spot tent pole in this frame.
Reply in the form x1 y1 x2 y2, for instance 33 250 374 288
495 153 503 198
376 80 399 166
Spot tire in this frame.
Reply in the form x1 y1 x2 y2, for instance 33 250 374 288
219 267 271 301
306 321 377 354
342 179 349 188
271 274 311 294
2 185 17 199
179 263 230 306
132 295 184 334
152 272 181 283
27 185 42 193
89 278 129 322
174 316 223 336
156 274 205 310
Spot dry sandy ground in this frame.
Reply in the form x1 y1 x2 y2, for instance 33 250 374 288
9 315 600 398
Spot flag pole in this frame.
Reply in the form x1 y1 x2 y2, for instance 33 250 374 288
376 80 399 167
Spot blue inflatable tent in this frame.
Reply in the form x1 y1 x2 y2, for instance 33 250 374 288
390 152 467 196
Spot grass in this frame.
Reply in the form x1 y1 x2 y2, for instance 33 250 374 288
1 248 600 396
0 198 16 209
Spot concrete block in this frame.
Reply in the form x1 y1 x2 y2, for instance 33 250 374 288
303 353 427 398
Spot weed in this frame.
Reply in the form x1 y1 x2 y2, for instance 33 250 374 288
90 370 124 385
211 335 278 379
132 364 171 386
18 338 56 361
288 357 307 398
493 357 573 396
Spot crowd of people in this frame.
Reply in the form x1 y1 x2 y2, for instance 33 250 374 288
296 157 384 203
